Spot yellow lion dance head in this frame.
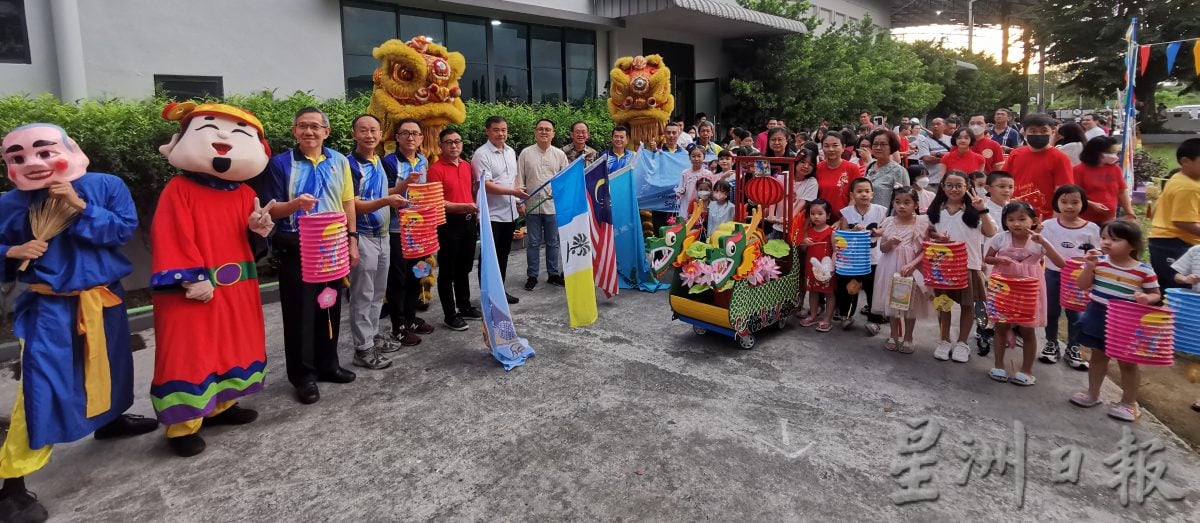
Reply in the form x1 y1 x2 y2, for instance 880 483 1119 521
608 54 674 150
367 36 467 158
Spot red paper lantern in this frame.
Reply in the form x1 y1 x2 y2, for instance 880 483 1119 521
743 176 784 206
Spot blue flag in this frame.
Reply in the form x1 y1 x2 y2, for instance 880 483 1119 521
610 163 668 292
633 148 690 212
476 181 534 370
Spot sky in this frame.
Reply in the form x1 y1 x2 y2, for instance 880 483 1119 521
891 24 1041 68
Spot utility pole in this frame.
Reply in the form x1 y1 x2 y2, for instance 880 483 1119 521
968 0 977 53
1020 24 1031 118
1000 2 1011 65
1038 41 1047 113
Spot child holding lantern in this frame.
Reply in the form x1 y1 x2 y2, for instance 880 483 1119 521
1070 221 1160 422
873 187 931 354
1039 185 1100 369
984 201 1066 386
927 170 997 363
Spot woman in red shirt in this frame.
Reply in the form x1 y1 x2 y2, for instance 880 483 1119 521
1075 136 1136 224
816 132 859 214
940 128 986 174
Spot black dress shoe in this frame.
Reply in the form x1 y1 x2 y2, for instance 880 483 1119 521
524 277 538 291
0 489 48 523
506 292 520 304
317 367 357 384
94 414 159 440
167 434 207 457
204 404 259 427
296 383 320 404
460 306 483 320
547 275 565 287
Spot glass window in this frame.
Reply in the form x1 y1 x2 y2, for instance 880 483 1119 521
0 0 29 64
530 25 561 69
460 64 488 101
491 22 527 68
446 16 486 64
154 75 224 100
343 54 380 96
532 68 563 104
342 4 397 56
399 10 444 43
494 66 529 103
566 68 594 105
565 31 594 70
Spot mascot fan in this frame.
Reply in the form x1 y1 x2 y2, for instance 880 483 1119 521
149 102 274 457
0 124 158 522
607 54 675 150
367 36 467 159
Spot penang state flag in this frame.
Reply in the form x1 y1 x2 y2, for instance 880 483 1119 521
476 181 534 370
585 158 618 299
551 158 599 327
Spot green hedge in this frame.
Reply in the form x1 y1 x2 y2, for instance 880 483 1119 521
0 91 615 226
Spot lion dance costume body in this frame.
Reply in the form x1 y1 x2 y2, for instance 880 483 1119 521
367 36 467 159
607 55 674 150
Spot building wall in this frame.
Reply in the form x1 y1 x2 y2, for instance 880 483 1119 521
76 0 345 99
809 0 892 30
608 17 726 79
0 0 58 97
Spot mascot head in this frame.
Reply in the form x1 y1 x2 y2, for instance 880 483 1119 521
607 54 674 149
1 123 89 191
159 101 271 181
369 36 467 158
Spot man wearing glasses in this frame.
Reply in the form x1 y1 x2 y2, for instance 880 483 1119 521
562 121 598 164
381 119 436 346
427 128 483 330
263 107 360 404
517 119 570 291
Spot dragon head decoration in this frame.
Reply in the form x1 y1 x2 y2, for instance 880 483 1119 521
367 36 467 159
646 210 701 279
608 54 674 150
704 208 763 289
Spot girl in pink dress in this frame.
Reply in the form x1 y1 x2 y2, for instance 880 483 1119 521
872 187 932 354
984 201 1066 386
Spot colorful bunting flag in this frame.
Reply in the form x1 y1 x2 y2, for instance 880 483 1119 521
1138 45 1150 76
1166 41 1181 75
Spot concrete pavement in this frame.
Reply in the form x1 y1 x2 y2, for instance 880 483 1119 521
2 253 1199 521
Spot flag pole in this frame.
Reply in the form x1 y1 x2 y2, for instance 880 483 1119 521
1120 17 1138 191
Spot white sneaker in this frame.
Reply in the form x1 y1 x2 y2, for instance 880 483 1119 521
951 342 971 363
934 341 952 361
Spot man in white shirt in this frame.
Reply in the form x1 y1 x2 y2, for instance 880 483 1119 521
916 118 952 184
1081 114 1106 141
471 115 529 304
517 119 570 291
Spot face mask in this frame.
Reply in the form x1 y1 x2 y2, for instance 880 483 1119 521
696 190 711 199
916 177 930 189
1102 153 1119 164
1026 135 1051 149
969 125 985 136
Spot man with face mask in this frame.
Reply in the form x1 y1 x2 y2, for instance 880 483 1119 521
0 124 158 520
150 102 277 457
1005 113 1075 219
968 114 1004 172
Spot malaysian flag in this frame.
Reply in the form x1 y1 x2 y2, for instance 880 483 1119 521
585 158 617 298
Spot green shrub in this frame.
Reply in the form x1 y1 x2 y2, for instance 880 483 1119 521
0 91 614 227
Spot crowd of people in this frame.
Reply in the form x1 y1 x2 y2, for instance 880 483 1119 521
1 99 1198 521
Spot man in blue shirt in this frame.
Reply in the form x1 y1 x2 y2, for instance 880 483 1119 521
263 107 360 405
606 125 634 172
381 118 436 345
990 108 1023 151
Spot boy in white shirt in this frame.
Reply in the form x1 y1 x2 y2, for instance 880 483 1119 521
836 178 889 333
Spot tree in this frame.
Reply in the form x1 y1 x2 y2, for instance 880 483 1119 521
1029 0 1200 121
908 42 1027 118
728 1 942 128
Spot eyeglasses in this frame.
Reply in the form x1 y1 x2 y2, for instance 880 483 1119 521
942 183 967 190
440 139 463 145
871 142 890 148
294 123 326 132
397 131 423 138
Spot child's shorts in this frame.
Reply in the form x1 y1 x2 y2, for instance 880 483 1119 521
1076 300 1108 351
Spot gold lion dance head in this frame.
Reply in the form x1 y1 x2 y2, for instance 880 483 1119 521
367 36 467 158
607 54 674 150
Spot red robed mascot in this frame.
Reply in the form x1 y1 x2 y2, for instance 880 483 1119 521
150 102 275 457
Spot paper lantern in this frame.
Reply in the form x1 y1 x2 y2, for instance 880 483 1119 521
834 229 871 276
1106 299 1174 366
298 211 351 283
1165 288 1200 356
407 181 446 225
986 274 1039 324
743 176 784 207
923 241 969 290
1058 258 1089 312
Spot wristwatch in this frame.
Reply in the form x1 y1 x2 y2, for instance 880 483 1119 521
978 208 990 214
347 231 359 238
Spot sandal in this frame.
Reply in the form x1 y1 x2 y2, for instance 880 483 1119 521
1011 372 1036 386
816 320 832 333
799 316 818 328
885 337 898 351
865 323 881 336
1108 403 1140 422
1192 401 1200 413
899 341 915 354
988 368 1009 383
1070 392 1101 408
